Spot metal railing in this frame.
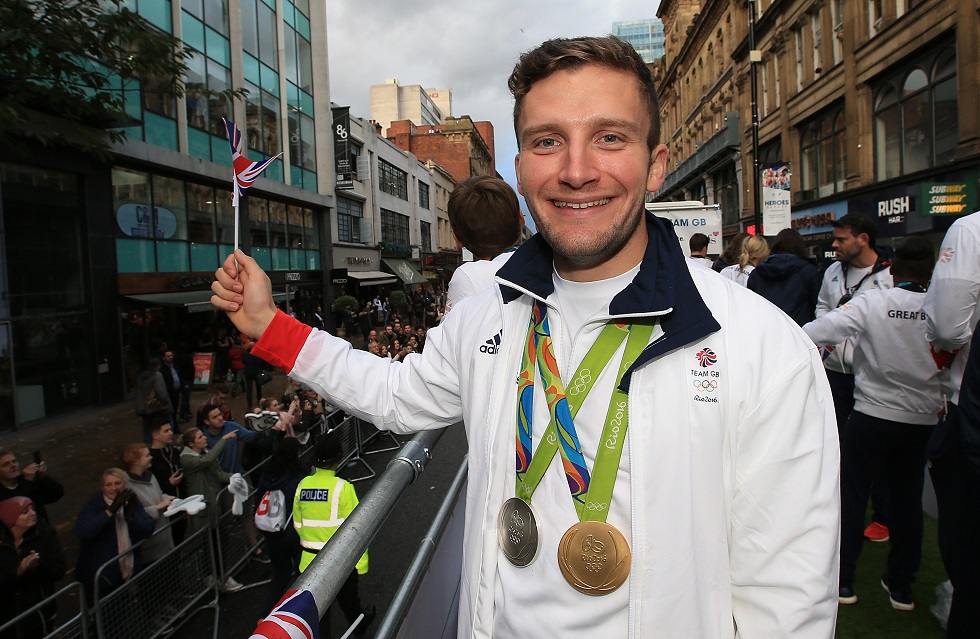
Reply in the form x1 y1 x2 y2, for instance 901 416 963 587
289 427 451 628
374 454 468 639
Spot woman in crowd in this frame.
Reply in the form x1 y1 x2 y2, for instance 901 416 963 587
179 427 236 535
712 231 749 272
75 469 154 603
0 497 66 638
747 228 822 326
721 235 770 287
254 438 305 612
259 396 300 439
121 443 175 566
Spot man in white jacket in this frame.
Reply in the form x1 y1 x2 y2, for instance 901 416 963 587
923 210 980 636
444 175 524 315
213 36 839 639
805 237 944 611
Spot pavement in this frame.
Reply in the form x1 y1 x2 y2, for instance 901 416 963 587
0 368 469 638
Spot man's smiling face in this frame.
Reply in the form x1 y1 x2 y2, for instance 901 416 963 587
515 64 667 281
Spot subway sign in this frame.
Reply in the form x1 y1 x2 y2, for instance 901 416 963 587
919 181 977 216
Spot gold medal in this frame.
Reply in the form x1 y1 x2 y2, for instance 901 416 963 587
557 520 631 595
496 497 540 567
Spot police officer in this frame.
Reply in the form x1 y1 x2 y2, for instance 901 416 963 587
293 435 375 636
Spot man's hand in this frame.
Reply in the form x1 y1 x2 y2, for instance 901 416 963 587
22 463 38 481
211 250 278 340
169 471 184 486
223 430 238 440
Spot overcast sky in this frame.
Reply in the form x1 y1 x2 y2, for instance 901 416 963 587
325 0 662 230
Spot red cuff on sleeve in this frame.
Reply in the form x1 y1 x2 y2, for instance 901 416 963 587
252 310 313 373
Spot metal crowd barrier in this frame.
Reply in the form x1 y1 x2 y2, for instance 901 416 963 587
94 523 219 639
4 406 413 639
288 427 451 632
375 454 468 639
0 582 88 639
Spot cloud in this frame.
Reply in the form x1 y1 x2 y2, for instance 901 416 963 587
326 0 661 230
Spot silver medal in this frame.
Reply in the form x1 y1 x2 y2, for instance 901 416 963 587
497 497 540 567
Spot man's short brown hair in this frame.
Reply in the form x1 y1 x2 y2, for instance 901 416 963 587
508 35 661 150
448 175 522 259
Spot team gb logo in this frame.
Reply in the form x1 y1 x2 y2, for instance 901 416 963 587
695 348 717 367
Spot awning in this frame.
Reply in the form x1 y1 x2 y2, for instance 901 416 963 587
382 258 427 285
345 270 398 286
125 291 287 313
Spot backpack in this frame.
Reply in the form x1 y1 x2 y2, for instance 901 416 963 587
254 489 291 532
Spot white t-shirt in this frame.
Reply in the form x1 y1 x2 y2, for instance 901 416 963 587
494 265 641 638
720 263 754 287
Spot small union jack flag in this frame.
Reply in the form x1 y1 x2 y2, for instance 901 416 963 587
250 589 320 639
939 247 955 263
223 118 283 208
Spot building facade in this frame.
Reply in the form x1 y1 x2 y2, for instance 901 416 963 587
613 18 667 63
370 79 453 134
654 0 979 262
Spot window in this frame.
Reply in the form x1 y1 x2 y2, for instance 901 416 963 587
337 197 363 243
800 108 846 198
248 197 319 270
379 159 408 200
761 57 770 116
794 28 804 92
419 182 430 209
381 208 410 245
868 0 882 37
420 221 431 253
873 47 958 180
831 0 844 65
712 163 739 227
811 9 823 74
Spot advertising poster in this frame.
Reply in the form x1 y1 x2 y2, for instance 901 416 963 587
646 202 722 256
332 107 353 190
761 163 792 235
192 352 214 385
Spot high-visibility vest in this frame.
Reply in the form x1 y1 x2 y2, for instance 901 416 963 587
293 467 368 573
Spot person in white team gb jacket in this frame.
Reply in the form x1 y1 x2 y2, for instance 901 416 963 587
213 36 839 639
805 236 946 611
923 210 980 637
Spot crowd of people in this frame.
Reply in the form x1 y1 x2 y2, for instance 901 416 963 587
0 341 383 636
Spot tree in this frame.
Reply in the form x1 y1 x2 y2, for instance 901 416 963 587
0 0 242 156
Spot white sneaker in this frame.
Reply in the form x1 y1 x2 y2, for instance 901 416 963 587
223 576 243 592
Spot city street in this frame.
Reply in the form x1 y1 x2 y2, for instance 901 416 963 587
0 373 468 638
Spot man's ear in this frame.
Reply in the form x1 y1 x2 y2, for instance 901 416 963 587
646 144 669 193
514 153 523 195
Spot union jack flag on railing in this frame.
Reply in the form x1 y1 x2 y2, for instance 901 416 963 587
223 117 282 208
250 589 320 639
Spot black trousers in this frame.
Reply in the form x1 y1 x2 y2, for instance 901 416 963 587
827 368 890 526
839 410 932 590
929 403 980 637
319 570 367 638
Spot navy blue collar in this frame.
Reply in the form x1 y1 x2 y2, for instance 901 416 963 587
496 211 721 391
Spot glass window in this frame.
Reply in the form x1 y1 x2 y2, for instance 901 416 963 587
381 208 410 244
204 0 228 34
872 47 957 179
257 3 278 69
799 108 846 197
304 209 318 249
186 183 215 242
419 182 430 209
379 159 408 200
206 60 231 137
420 221 431 253
216 194 235 246
337 197 362 242
185 51 208 131
269 200 288 249
241 0 258 55
152 175 187 240
112 168 151 238
249 197 270 246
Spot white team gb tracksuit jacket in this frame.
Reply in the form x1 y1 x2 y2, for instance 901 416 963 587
255 213 840 639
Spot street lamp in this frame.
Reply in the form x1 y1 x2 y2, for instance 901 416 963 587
748 0 763 236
